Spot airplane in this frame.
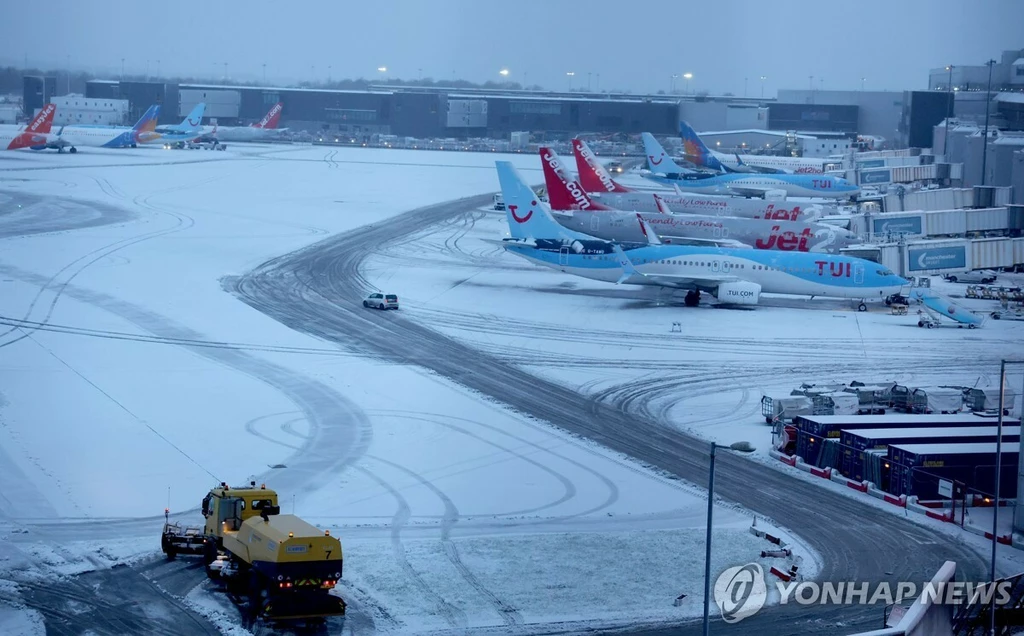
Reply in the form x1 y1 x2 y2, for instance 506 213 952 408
572 138 831 221
495 160 904 309
641 133 859 200
139 103 207 148
679 121 826 174
540 147 857 254
45 105 160 152
1 104 57 151
204 102 288 142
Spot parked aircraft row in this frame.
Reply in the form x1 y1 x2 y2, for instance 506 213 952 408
641 133 859 200
678 121 828 174
2 102 286 153
572 139 832 221
494 158 903 309
539 145 857 254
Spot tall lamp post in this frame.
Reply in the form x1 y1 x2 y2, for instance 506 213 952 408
943 65 954 159
980 59 996 186
990 360 1023 635
703 441 756 636
683 72 693 95
759 75 766 99
566 71 575 91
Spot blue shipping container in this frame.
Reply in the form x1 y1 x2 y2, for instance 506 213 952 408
887 442 1019 500
792 414 1018 466
840 426 1021 481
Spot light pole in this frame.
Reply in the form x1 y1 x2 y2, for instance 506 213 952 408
566 71 575 91
744 76 748 98
671 74 678 93
981 59 996 186
120 57 125 81
328 65 332 83
991 360 1023 635
588 71 592 92
759 75 766 99
943 65 954 159
499 68 510 79
703 441 755 636
683 72 693 95
66 54 71 94
861 77 866 91
223 62 228 82
262 62 266 84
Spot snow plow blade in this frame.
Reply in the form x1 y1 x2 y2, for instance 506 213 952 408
161 521 207 557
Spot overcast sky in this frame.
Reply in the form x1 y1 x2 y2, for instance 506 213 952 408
2 0 1021 96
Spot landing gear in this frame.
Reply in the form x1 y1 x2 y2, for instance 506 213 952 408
857 302 867 312
69 146 77 154
684 290 701 307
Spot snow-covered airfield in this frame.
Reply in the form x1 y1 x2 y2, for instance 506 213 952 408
0 143 1017 634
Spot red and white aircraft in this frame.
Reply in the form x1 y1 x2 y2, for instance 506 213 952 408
1 104 56 151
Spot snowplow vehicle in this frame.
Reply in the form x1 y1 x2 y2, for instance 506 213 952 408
161 482 345 622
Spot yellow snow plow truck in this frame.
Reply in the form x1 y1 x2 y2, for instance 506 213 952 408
161 481 345 621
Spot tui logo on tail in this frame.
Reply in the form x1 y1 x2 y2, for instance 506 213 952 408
509 201 536 224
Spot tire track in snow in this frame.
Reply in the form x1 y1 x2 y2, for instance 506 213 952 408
355 465 467 630
368 454 523 627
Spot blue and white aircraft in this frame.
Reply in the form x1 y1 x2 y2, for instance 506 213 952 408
138 103 206 148
495 161 903 309
46 105 160 152
641 133 859 200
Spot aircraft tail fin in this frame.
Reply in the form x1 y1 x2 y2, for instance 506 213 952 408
26 103 56 134
636 214 662 246
652 193 673 215
572 138 632 193
539 147 611 211
496 161 580 241
678 120 727 172
254 102 283 129
641 133 687 174
180 103 205 129
132 105 161 132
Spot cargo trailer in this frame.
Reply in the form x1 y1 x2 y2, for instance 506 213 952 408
792 413 1019 466
761 395 813 424
840 426 1021 481
887 442 1019 500
911 386 964 414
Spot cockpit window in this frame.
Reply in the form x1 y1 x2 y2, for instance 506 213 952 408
877 269 894 276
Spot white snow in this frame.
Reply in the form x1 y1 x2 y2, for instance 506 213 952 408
0 144 823 632
0 603 44 636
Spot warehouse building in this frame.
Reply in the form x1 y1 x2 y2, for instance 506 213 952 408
83 80 681 139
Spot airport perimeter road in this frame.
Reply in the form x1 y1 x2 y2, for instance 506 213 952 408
232 193 988 635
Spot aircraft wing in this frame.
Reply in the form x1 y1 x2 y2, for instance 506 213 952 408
724 185 776 198
628 269 740 290
658 235 752 249
611 244 739 289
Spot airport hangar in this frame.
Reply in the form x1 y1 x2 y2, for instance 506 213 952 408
15 77 951 147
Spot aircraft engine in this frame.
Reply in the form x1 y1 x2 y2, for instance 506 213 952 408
715 281 761 305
